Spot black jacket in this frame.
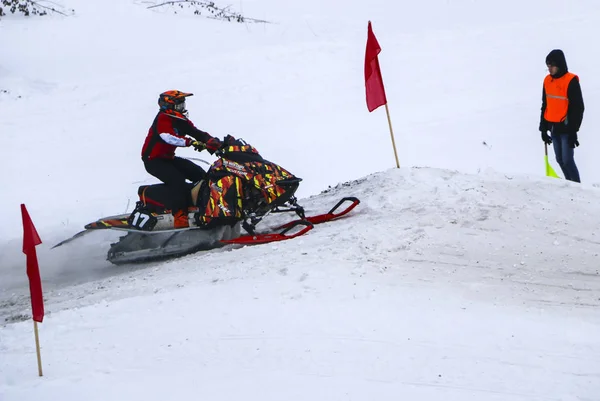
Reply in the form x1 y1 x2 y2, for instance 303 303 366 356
539 49 585 134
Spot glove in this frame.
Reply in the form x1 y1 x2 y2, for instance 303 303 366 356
190 140 204 151
541 131 552 145
568 132 580 148
205 137 222 154
184 137 194 147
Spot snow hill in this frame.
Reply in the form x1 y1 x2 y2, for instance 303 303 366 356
2 168 600 400
1 0 600 400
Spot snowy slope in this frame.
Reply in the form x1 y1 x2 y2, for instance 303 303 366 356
1 0 600 400
2 167 600 400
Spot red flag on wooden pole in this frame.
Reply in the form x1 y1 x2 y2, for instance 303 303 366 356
21 203 44 376
364 21 400 168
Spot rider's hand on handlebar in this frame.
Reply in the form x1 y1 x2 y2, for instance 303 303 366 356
205 137 222 154
191 140 205 151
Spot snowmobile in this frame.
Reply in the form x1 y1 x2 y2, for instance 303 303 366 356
53 135 360 265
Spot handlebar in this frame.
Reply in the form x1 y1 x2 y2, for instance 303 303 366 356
191 139 225 157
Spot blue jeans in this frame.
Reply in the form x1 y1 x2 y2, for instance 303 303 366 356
551 132 580 183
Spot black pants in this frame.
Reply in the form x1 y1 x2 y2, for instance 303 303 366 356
144 157 206 213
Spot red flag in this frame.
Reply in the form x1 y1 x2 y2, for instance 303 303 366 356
364 21 387 112
21 204 44 323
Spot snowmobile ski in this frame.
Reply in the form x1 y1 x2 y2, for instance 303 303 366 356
221 220 313 245
220 197 360 246
278 196 360 228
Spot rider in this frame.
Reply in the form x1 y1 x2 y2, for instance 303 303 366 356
141 90 222 228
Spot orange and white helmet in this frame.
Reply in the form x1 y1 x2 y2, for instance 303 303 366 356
158 90 193 118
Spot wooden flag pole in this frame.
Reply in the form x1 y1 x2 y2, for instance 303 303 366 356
384 103 400 168
33 321 43 376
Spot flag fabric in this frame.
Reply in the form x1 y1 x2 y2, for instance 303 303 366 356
364 21 387 112
543 143 560 179
545 155 560 178
21 204 44 323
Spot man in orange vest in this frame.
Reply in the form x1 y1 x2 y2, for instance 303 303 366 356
539 49 585 183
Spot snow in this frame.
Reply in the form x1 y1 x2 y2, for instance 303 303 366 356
1 0 600 400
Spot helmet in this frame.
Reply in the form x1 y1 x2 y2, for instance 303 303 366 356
158 90 193 118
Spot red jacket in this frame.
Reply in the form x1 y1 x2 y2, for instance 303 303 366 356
141 112 212 161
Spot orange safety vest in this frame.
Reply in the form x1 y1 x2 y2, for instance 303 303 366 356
543 72 578 123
